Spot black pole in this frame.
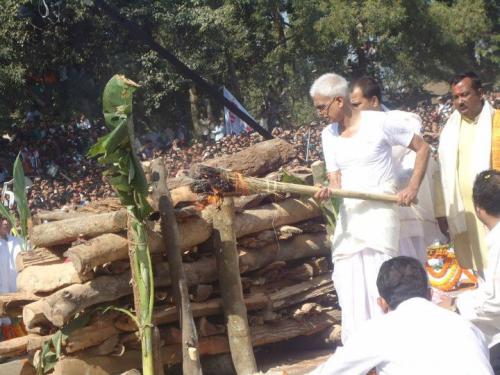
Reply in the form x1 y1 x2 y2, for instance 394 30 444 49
93 0 273 140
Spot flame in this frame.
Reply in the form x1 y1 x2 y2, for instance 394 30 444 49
193 186 224 209
234 172 249 195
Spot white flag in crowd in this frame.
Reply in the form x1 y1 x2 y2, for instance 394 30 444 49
223 87 256 136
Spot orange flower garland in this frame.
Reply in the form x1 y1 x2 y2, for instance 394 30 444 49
426 244 477 291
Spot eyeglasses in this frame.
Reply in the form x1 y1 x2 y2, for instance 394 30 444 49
315 98 336 113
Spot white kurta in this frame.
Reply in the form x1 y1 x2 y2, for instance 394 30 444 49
457 222 500 348
0 235 22 326
321 110 417 342
322 110 417 260
309 297 493 375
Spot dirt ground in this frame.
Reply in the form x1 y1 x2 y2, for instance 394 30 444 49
259 347 332 374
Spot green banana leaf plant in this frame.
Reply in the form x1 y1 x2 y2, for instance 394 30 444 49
13 153 30 249
88 75 155 375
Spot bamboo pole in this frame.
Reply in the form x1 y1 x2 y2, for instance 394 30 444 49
213 197 257 375
237 175 399 203
150 158 201 375
195 165 399 203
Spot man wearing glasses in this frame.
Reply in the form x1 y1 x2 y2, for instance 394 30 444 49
311 73 430 343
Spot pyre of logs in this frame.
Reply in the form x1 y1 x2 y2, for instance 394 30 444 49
0 145 339 374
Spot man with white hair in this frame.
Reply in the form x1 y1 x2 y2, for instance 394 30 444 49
311 73 430 343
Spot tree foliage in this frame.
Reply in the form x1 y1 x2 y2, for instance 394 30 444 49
0 0 497 130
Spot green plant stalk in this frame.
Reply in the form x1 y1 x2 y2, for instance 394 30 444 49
129 216 155 374
13 152 30 249
88 75 155 375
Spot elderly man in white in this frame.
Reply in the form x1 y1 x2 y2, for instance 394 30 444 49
311 73 430 343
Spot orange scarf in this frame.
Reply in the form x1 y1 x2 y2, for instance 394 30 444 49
493 109 500 170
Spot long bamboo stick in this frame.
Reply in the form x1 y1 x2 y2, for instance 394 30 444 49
240 176 398 203
196 165 400 203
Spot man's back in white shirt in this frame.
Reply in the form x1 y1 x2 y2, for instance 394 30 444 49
310 297 492 375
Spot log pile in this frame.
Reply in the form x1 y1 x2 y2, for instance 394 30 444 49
0 140 339 374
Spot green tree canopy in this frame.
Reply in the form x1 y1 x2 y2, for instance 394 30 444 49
0 0 497 131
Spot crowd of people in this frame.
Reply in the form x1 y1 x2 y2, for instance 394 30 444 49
0 90 498 215
0 114 114 213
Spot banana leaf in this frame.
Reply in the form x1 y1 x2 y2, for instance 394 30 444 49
13 153 30 245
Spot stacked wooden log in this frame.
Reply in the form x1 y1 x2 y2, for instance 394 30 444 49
0 139 339 374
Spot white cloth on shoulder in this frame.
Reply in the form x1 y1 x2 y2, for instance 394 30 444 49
437 102 494 236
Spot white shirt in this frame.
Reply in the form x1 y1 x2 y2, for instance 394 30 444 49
457 221 500 348
309 297 493 375
321 110 418 259
0 234 22 325
321 110 417 191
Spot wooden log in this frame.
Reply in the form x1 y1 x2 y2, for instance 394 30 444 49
17 263 93 294
234 198 321 238
26 334 51 352
15 247 65 272
197 317 225 338
64 233 129 275
33 210 94 224
25 234 329 330
157 310 338 366
30 210 128 248
213 197 257 374
195 138 297 177
85 334 120 356
153 233 330 287
0 292 40 317
23 300 51 331
51 310 338 374
191 284 213 303
52 350 142 375
170 184 200 207
38 272 132 327
151 157 202 374
238 233 330 273
29 196 320 254
65 313 120 353
142 275 332 328
0 335 37 357
0 359 36 375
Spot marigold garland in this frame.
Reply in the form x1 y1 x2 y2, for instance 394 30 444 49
426 244 477 291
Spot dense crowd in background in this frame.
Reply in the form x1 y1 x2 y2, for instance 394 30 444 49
0 92 498 213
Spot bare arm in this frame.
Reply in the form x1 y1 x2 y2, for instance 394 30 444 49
314 170 341 201
398 134 430 206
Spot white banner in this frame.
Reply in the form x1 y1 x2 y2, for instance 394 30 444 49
223 87 256 136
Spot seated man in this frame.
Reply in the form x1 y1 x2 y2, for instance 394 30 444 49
309 256 493 375
446 170 500 373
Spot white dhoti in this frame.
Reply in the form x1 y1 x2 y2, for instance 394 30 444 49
332 248 392 344
394 148 446 265
331 189 400 344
